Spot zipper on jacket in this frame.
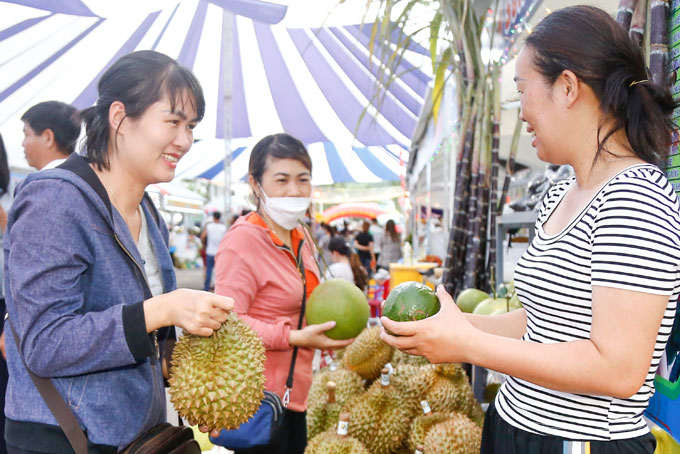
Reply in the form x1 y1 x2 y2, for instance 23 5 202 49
113 233 160 361
275 240 306 286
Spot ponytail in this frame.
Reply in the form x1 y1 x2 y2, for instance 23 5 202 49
77 104 111 170
349 252 368 291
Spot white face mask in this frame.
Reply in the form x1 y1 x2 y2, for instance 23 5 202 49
258 185 311 230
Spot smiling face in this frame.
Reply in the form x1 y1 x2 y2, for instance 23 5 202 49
113 93 198 185
515 47 571 165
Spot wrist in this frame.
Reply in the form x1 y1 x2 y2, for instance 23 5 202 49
143 296 170 332
289 329 302 347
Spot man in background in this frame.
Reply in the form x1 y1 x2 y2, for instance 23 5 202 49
21 101 80 170
201 211 227 291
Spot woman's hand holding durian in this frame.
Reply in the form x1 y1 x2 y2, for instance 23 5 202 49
143 288 234 336
289 321 354 350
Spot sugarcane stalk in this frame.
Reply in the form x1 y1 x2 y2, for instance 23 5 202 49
617 0 639 31
462 71 494 292
498 109 523 215
629 0 648 48
442 88 480 294
487 65 501 293
649 0 670 87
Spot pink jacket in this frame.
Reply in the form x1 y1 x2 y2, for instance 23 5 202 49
214 213 320 412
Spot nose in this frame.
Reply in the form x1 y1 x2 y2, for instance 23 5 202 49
519 108 526 123
175 127 192 151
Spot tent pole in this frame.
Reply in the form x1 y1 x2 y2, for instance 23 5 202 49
221 9 234 217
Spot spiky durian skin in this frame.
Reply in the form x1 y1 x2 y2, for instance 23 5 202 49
307 401 343 440
407 412 457 451
342 384 415 454
423 413 482 454
392 349 430 367
168 313 266 430
341 326 393 380
304 431 370 454
308 368 365 410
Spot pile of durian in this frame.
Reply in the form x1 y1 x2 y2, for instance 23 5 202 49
305 326 483 454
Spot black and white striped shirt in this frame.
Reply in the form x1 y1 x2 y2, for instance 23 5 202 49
495 164 680 441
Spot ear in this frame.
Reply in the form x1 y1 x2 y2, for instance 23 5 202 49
108 101 127 133
41 128 56 149
248 175 260 199
558 69 580 108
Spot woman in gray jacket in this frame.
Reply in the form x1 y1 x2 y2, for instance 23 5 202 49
3 51 233 454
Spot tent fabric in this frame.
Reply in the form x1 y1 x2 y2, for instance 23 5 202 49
0 0 430 184
174 138 409 186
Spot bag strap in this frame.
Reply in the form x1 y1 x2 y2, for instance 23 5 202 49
8 323 88 454
282 239 307 407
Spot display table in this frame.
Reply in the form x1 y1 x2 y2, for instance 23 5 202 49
389 262 439 291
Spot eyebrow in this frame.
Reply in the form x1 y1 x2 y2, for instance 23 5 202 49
273 171 311 177
162 110 200 122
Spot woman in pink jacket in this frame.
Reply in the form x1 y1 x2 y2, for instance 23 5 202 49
214 134 351 454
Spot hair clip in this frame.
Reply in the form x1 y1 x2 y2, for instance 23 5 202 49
629 79 648 87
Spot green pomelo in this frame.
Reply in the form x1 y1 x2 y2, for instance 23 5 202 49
456 288 490 313
473 297 515 315
473 294 523 316
306 279 370 340
383 281 441 323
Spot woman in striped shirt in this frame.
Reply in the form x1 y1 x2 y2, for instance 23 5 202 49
381 6 680 454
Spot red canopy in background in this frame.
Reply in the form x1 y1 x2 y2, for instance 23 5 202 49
320 203 386 223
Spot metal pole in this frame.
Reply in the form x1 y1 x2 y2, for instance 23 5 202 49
221 10 234 217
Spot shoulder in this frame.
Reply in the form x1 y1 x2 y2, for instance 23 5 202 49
602 165 679 211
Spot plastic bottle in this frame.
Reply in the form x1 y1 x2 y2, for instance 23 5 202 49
403 241 413 266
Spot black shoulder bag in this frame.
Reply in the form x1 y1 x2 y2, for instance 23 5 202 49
7 154 199 454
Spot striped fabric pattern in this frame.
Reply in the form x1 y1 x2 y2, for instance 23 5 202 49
0 0 427 179
495 164 680 441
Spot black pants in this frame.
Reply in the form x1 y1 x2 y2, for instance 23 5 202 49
234 409 307 454
481 401 656 454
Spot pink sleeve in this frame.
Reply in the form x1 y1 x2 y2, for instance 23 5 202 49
214 239 293 351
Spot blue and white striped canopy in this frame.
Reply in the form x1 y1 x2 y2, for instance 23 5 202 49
0 0 429 184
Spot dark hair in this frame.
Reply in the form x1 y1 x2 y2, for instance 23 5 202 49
213 211 222 221
328 236 368 291
525 5 676 166
21 101 80 155
78 50 205 170
385 219 399 242
0 134 10 195
248 133 312 184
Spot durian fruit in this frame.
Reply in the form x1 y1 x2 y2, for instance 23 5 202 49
342 368 415 454
308 364 365 411
407 400 457 451
341 326 393 381
390 364 435 404
393 349 431 367
421 363 482 424
305 413 370 454
307 381 343 439
422 413 482 454
168 312 266 429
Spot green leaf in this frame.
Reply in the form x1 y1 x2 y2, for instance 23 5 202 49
429 12 443 72
433 47 452 123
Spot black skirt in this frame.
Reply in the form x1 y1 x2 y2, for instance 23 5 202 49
480 400 656 454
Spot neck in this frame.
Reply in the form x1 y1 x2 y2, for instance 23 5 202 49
258 208 292 247
93 160 146 217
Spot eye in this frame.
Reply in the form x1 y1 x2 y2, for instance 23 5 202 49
188 123 197 130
